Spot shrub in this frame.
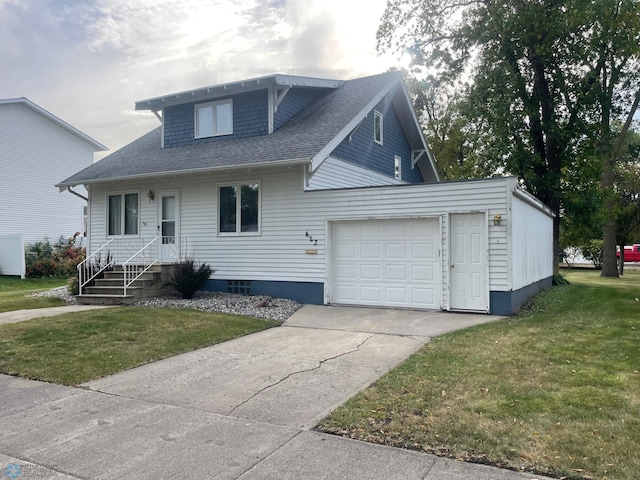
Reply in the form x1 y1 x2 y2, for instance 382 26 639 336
166 258 215 299
25 233 86 278
67 276 79 295
580 240 603 270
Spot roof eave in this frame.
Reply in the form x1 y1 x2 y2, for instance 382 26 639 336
56 157 312 188
136 74 343 111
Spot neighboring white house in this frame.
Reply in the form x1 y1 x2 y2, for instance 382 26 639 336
0 98 107 247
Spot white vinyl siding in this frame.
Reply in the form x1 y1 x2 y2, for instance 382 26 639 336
511 193 554 289
87 170 519 310
0 102 95 245
307 156 405 190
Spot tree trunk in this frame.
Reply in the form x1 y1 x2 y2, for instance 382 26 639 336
601 88 640 277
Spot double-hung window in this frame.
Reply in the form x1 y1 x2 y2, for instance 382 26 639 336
373 110 383 145
195 99 233 138
218 182 260 235
107 192 139 236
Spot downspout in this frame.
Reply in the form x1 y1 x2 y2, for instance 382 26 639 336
65 186 88 202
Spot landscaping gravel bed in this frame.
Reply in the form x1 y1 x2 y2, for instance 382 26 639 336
30 288 301 322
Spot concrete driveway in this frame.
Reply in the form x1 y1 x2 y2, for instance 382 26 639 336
0 305 551 480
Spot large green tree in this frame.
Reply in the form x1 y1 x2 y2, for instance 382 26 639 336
378 0 640 274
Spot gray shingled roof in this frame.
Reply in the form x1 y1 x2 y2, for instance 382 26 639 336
57 72 402 187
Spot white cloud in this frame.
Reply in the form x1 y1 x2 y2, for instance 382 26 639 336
0 0 398 160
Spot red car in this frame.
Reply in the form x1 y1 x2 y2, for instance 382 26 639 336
617 244 640 262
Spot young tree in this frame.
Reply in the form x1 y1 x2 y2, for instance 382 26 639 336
378 0 640 274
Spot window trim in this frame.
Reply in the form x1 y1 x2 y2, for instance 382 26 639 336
195 99 233 139
394 155 402 180
373 110 383 145
106 191 140 237
217 181 261 236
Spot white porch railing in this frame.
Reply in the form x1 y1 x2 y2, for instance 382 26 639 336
123 236 161 296
77 238 116 295
77 236 188 296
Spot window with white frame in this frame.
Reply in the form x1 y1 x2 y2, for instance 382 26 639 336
373 110 383 145
107 192 139 236
218 182 260 234
195 99 233 138
394 155 402 180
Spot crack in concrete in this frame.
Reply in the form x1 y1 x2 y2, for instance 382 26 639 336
226 333 377 416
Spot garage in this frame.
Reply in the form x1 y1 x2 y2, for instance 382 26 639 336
330 218 441 309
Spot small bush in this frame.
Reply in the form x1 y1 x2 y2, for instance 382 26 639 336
67 276 79 295
552 273 570 285
580 239 603 270
166 258 215 299
25 233 86 279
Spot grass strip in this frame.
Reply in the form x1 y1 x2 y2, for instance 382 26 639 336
0 277 67 312
0 306 279 385
317 270 640 480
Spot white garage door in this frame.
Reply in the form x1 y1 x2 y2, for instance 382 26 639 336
331 218 441 309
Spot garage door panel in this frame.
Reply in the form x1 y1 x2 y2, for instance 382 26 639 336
386 287 407 303
336 264 356 279
334 284 356 302
385 243 407 258
361 286 381 302
386 264 406 280
361 264 381 280
331 219 441 309
361 243 381 258
412 265 434 281
336 243 356 259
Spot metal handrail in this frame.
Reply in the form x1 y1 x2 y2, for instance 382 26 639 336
77 238 115 295
122 236 160 296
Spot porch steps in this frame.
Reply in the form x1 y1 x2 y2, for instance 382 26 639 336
76 265 175 306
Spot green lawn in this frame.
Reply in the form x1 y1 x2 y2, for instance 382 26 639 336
0 306 279 385
0 277 67 312
317 270 640 480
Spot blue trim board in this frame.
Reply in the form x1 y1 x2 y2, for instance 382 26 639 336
207 276 552 315
205 279 324 305
490 276 553 315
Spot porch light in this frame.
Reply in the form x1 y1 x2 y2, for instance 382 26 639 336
493 213 502 226
148 190 155 202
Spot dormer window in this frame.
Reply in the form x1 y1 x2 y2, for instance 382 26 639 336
195 99 233 138
373 110 383 145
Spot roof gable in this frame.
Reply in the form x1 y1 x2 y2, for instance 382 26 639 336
0 98 107 151
57 72 439 187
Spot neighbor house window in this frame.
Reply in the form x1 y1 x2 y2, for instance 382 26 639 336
394 155 402 180
218 182 260 234
195 99 233 138
374 110 383 145
107 192 138 236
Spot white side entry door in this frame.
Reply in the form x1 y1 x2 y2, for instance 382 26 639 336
450 212 489 312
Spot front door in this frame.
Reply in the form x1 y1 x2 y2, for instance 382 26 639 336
450 213 488 312
158 191 180 262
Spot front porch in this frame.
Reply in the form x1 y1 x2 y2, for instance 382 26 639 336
76 236 187 305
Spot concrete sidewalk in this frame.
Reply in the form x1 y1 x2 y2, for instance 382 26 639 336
0 305 112 325
0 305 551 480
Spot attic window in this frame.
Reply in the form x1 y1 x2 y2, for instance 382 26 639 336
373 110 383 145
195 99 233 138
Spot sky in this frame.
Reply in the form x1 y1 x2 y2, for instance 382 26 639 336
0 0 402 159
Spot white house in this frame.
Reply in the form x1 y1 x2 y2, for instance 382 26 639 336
0 98 107 245
57 72 554 314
